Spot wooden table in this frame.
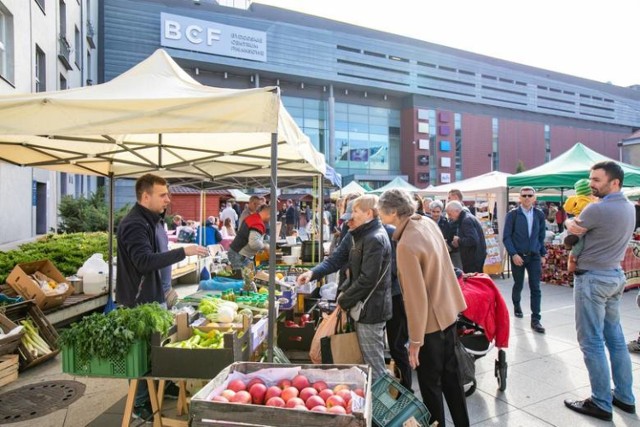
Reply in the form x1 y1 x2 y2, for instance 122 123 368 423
122 378 189 427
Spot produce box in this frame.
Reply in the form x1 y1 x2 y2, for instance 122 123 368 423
277 314 316 351
0 312 25 357
62 338 149 378
0 354 19 388
3 301 60 371
151 312 251 379
371 374 430 427
6 260 74 310
251 316 269 352
190 362 372 427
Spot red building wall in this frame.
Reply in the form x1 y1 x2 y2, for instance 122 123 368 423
460 115 493 179
167 194 222 222
400 107 430 186
498 120 545 174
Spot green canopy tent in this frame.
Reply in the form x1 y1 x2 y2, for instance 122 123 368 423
507 143 640 189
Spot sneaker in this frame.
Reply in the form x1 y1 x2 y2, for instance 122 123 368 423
164 382 181 400
132 403 154 422
514 305 523 318
531 321 546 334
628 339 640 353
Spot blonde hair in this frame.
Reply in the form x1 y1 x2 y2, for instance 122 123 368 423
352 194 379 217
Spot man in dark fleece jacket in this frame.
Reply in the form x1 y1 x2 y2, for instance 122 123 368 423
116 174 208 308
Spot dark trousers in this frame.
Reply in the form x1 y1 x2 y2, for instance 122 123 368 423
416 323 469 427
386 294 412 390
511 254 542 321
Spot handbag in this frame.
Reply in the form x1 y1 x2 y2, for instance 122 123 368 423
309 307 346 364
349 264 389 322
320 309 364 364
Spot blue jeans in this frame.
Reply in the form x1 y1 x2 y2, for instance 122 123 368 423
511 254 542 321
573 268 635 412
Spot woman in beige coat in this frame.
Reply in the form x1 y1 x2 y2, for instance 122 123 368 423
377 188 469 427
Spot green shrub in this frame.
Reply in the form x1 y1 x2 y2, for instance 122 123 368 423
58 187 130 233
0 232 112 283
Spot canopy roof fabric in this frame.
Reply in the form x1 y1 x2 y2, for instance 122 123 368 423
507 143 640 189
0 49 326 184
422 171 512 196
330 180 368 199
368 176 422 194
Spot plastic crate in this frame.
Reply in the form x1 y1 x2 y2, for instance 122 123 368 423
372 374 430 427
62 338 149 378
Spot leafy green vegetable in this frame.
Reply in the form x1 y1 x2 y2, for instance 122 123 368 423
58 303 173 361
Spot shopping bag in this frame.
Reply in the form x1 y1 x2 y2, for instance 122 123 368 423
320 311 364 364
454 339 476 386
309 307 346 364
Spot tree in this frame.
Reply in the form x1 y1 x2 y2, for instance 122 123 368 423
515 160 526 173
58 187 130 233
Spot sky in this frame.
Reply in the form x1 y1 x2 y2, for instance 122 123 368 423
255 0 639 88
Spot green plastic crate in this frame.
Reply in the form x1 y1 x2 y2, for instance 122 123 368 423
62 338 149 378
372 374 430 427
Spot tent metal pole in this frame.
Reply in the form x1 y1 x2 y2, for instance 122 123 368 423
108 172 115 294
267 132 278 362
319 175 324 261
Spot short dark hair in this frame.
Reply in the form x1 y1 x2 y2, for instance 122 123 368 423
135 174 167 201
257 204 270 213
592 161 624 186
448 189 463 200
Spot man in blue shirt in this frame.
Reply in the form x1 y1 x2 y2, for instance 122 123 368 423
503 187 547 333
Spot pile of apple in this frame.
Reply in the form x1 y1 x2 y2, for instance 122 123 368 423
283 313 313 328
210 374 364 415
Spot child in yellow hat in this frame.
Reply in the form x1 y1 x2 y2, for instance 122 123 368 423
563 178 596 272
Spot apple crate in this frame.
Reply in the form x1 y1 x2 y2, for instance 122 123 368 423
190 362 372 427
277 314 315 351
0 313 25 357
371 374 430 427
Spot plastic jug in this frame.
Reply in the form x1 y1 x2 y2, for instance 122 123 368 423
77 254 109 294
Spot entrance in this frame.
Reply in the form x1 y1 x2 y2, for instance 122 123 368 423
36 182 47 234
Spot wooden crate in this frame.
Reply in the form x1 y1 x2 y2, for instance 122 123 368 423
0 354 19 388
2 301 60 371
0 313 25 357
190 362 372 427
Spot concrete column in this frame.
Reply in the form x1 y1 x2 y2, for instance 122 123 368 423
328 85 335 166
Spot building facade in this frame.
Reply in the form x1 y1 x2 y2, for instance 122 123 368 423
0 0 99 245
100 0 639 191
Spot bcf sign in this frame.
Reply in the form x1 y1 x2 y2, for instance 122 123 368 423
160 12 267 62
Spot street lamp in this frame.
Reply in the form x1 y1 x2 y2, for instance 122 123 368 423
488 153 493 171
617 141 624 162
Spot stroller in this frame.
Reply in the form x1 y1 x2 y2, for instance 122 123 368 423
455 272 509 396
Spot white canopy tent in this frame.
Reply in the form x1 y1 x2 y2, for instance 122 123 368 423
329 180 368 199
368 176 422 194
0 49 328 360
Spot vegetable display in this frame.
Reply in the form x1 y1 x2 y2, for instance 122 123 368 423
20 319 52 358
58 303 173 360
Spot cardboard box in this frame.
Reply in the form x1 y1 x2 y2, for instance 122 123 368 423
151 312 251 379
7 260 74 310
190 362 372 427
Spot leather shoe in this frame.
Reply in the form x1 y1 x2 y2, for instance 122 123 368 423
612 392 636 414
564 398 612 421
531 321 545 333
514 306 523 318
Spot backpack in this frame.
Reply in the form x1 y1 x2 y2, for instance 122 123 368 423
177 228 195 243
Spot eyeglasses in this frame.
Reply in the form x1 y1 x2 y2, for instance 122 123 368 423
520 194 535 198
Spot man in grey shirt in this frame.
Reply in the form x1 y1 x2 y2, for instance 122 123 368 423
563 161 636 421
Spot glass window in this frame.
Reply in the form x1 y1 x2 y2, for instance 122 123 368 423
348 104 368 115
0 6 13 83
74 26 80 66
282 96 303 108
35 45 46 92
35 0 45 12
59 73 67 90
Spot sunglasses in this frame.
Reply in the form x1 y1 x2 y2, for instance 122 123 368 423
520 194 535 198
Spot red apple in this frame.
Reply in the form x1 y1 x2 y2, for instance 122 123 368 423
333 384 349 394
328 405 347 414
306 395 325 410
326 395 346 409
312 380 328 392
353 388 365 398
277 379 292 389
300 314 311 325
211 395 229 403
284 320 299 328
246 378 265 389
299 387 318 402
230 390 251 404
293 405 308 411
265 396 286 407
318 389 334 402
285 397 305 408
281 386 299 402
220 389 236 400
249 383 267 405
265 386 282 401
310 404 328 412
228 379 246 392
336 389 352 403
292 374 310 391
346 399 353 414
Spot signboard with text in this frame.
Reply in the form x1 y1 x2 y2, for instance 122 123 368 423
160 13 267 62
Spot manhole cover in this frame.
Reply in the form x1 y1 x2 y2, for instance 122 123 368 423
0 380 86 424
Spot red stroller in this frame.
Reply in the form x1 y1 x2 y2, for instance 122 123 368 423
456 272 510 396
